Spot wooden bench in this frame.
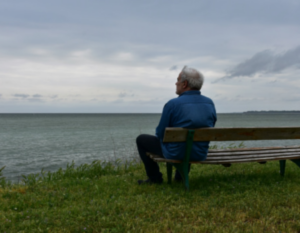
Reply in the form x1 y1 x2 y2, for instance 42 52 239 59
147 127 300 190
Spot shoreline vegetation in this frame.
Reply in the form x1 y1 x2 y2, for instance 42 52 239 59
1 157 300 231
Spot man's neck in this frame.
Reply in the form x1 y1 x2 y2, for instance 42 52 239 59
178 89 197 96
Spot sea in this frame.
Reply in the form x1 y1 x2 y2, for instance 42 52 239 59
1 113 300 182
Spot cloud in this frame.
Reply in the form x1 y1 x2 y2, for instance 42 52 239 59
118 92 134 98
118 92 127 98
1 1 300 113
215 46 300 82
169 65 177 71
283 96 300 102
32 94 42 98
28 98 43 102
12 93 43 99
268 80 277 84
13 94 30 98
112 99 124 104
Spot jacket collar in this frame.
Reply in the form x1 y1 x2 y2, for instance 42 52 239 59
179 90 201 97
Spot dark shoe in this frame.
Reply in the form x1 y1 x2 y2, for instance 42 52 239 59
138 179 152 185
138 179 162 185
174 178 183 183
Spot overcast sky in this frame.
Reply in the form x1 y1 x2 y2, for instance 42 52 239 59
1 0 300 113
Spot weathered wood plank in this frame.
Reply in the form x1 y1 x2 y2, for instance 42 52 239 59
206 152 300 160
152 154 300 164
147 152 300 163
207 148 300 157
146 153 163 159
152 158 182 163
208 146 300 153
147 151 300 162
200 155 300 164
163 127 300 142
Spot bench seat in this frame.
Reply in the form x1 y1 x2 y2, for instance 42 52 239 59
146 127 300 191
147 145 300 164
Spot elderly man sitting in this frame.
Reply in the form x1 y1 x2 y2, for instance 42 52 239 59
136 66 217 184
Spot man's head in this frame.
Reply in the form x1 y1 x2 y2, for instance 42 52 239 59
175 66 204 95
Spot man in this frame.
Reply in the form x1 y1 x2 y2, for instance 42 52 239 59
136 66 217 184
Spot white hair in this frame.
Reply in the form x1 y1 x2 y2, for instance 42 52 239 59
180 66 204 90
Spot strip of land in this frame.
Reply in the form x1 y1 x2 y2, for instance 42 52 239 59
244 110 300 114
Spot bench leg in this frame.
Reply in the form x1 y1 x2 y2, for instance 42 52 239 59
172 163 189 191
182 164 189 191
167 163 172 184
279 160 286 176
166 130 193 191
290 159 300 168
166 162 190 190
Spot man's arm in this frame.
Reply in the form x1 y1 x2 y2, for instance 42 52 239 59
155 102 173 141
212 104 217 127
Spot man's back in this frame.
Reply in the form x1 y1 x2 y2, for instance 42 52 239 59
156 90 216 161
136 66 216 184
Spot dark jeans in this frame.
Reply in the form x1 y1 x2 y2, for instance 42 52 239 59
136 134 190 182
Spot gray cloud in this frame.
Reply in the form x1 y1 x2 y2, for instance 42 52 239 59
112 99 124 104
268 80 278 84
118 92 127 98
32 94 42 98
0 94 2 98
1 1 300 113
13 94 43 99
283 95 300 102
13 94 30 98
28 98 43 102
118 92 134 98
2 0 298 68
215 46 300 82
170 65 177 71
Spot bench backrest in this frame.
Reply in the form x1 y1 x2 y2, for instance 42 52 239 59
163 127 300 142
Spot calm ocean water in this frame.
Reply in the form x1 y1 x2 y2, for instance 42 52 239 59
1 113 300 182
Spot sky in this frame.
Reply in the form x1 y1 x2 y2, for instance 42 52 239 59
1 0 300 113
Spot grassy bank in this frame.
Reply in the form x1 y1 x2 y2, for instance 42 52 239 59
1 159 300 232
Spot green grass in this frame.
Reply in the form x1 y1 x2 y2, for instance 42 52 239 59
1 159 300 232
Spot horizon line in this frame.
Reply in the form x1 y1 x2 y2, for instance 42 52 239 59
0 110 300 114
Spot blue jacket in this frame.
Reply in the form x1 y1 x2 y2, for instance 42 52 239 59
155 90 217 161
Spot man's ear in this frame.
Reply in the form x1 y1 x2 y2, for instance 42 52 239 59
183 80 188 89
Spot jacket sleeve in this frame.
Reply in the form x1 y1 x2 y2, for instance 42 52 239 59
155 101 173 141
212 103 217 127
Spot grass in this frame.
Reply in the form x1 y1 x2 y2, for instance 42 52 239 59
1 158 300 232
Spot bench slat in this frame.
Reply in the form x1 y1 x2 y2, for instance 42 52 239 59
206 152 300 160
147 146 300 164
147 146 300 160
208 148 300 157
163 127 300 142
147 151 300 160
151 155 300 164
208 145 300 153
201 155 300 164
148 154 162 159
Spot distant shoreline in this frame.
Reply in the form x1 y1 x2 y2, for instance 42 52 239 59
243 111 300 114
0 111 300 114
